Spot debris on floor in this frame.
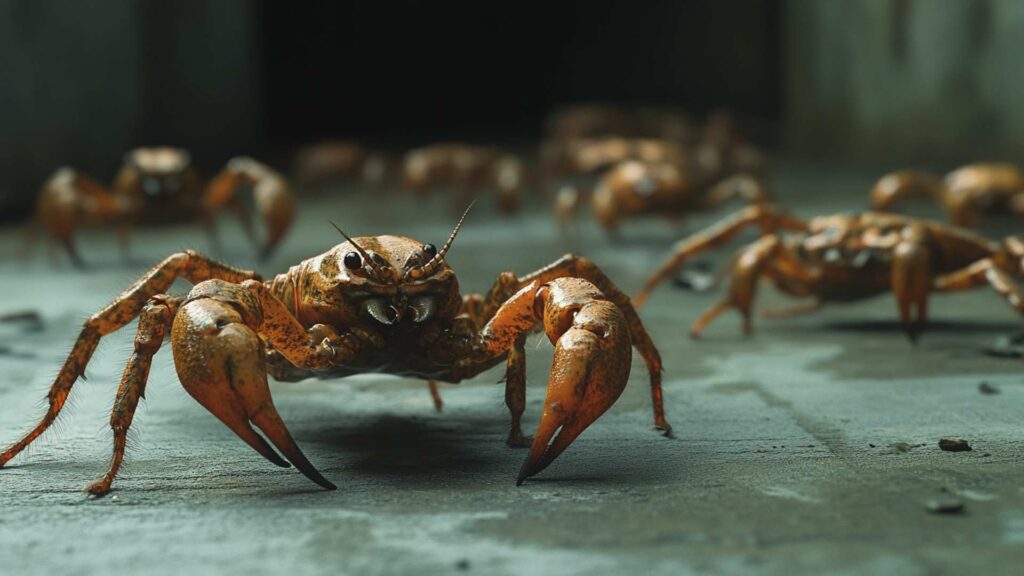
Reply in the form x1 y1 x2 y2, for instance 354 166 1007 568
977 381 1000 395
886 442 925 454
672 260 716 292
938 438 972 452
0 346 36 359
0 310 43 332
926 496 966 515
984 331 1024 359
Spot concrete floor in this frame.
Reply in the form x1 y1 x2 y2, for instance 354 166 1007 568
0 160 1021 576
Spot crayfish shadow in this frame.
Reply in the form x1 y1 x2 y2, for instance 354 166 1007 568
816 319 1022 334
313 414 507 479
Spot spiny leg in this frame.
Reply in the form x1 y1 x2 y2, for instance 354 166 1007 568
87 294 182 496
0 251 258 467
635 205 807 307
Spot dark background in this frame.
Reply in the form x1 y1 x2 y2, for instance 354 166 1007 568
260 1 782 145
2 0 1021 220
0 0 781 220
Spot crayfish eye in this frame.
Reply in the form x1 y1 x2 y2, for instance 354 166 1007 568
423 243 437 258
343 251 362 269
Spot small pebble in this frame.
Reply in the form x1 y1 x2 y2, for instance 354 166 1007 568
978 382 1000 395
938 438 972 452
926 496 965 515
984 332 1024 359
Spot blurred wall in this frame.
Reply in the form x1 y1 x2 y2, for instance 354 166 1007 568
0 0 260 221
785 0 1024 164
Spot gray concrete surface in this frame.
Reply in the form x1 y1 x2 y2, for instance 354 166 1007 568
0 161 1022 575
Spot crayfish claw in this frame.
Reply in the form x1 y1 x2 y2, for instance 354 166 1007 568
517 281 632 484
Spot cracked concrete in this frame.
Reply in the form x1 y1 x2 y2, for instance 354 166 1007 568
0 159 1021 575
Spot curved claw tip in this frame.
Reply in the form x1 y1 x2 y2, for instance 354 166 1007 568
515 463 531 486
296 465 337 491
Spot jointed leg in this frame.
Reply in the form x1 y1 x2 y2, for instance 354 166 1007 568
35 168 109 268
944 188 984 228
891 226 933 342
761 300 822 319
554 185 584 236
0 251 257 467
635 205 807 307
427 380 443 412
1011 194 1024 221
691 300 733 337
869 170 943 212
935 259 1024 313
58 236 86 269
504 336 530 447
702 174 769 209
691 236 819 337
203 158 295 260
87 294 182 496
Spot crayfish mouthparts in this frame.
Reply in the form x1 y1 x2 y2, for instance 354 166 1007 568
364 296 437 325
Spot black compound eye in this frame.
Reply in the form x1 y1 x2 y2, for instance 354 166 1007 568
422 243 437 258
343 251 362 269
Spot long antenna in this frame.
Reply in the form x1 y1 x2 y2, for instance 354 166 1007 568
406 201 474 280
329 220 380 276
